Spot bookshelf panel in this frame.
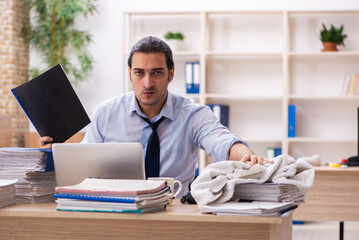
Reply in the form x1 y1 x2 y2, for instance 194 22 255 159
208 13 283 53
125 10 359 168
290 56 359 97
290 99 358 139
206 58 283 96
205 99 283 140
289 142 356 164
289 12 359 52
128 14 201 52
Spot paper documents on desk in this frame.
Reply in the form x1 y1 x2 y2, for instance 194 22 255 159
232 183 305 203
200 201 297 217
54 178 171 214
0 148 56 203
0 180 17 208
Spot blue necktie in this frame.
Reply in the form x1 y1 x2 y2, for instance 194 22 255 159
142 117 164 178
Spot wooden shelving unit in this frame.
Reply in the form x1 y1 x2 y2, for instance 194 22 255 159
123 10 359 169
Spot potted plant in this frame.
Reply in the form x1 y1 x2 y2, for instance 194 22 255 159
320 24 348 52
22 0 97 86
164 32 185 51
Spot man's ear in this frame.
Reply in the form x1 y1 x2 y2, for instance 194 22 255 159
128 67 132 82
169 67 175 83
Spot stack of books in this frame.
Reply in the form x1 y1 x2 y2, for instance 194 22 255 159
0 180 17 208
54 178 172 214
200 183 304 216
0 148 55 203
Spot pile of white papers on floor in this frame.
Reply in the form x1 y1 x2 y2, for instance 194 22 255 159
0 180 17 208
191 154 315 216
54 178 171 214
0 148 55 203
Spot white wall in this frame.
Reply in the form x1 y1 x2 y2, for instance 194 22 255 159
29 0 359 119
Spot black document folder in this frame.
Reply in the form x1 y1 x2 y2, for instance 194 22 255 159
11 64 91 143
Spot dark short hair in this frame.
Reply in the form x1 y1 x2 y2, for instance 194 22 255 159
127 36 174 70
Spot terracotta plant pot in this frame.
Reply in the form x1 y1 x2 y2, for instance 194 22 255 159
321 42 338 52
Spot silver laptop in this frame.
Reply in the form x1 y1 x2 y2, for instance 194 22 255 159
52 143 145 186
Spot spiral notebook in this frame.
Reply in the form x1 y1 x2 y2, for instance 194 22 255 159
11 64 90 143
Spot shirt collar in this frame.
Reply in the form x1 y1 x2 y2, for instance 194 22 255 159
129 91 175 121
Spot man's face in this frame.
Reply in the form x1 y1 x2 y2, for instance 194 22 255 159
129 52 174 111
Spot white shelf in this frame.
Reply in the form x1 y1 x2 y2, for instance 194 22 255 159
242 137 283 143
288 137 356 143
207 51 282 58
289 95 359 101
125 52 200 57
205 94 282 101
289 52 359 57
173 52 200 57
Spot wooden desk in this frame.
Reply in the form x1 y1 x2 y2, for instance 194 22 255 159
0 200 292 240
293 166 359 222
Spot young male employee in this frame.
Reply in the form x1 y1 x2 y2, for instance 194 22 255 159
40 36 271 197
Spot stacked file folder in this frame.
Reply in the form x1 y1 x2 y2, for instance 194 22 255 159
0 180 17 208
0 148 55 203
54 178 172 214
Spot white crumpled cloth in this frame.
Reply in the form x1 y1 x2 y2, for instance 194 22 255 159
191 154 315 208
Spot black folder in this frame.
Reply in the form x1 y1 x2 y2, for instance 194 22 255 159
11 64 91 143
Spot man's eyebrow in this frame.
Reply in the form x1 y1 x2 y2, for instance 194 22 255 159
132 68 144 71
132 67 165 71
152 68 165 71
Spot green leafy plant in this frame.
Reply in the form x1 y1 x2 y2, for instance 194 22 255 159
320 24 348 46
22 0 97 86
164 32 185 41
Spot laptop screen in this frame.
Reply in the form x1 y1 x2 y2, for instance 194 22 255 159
52 143 145 186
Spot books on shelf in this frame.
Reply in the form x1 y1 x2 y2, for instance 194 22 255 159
185 61 200 94
0 148 55 203
0 180 17 208
266 147 282 159
288 104 296 138
207 104 229 128
54 178 171 214
341 74 359 96
11 64 91 143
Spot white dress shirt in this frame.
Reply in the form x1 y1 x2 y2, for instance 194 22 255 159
82 91 247 197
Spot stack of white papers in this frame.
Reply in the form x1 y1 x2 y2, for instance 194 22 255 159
0 180 17 208
0 148 55 203
15 171 56 203
200 201 297 217
55 178 172 214
0 148 47 178
232 183 305 203
200 183 303 217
